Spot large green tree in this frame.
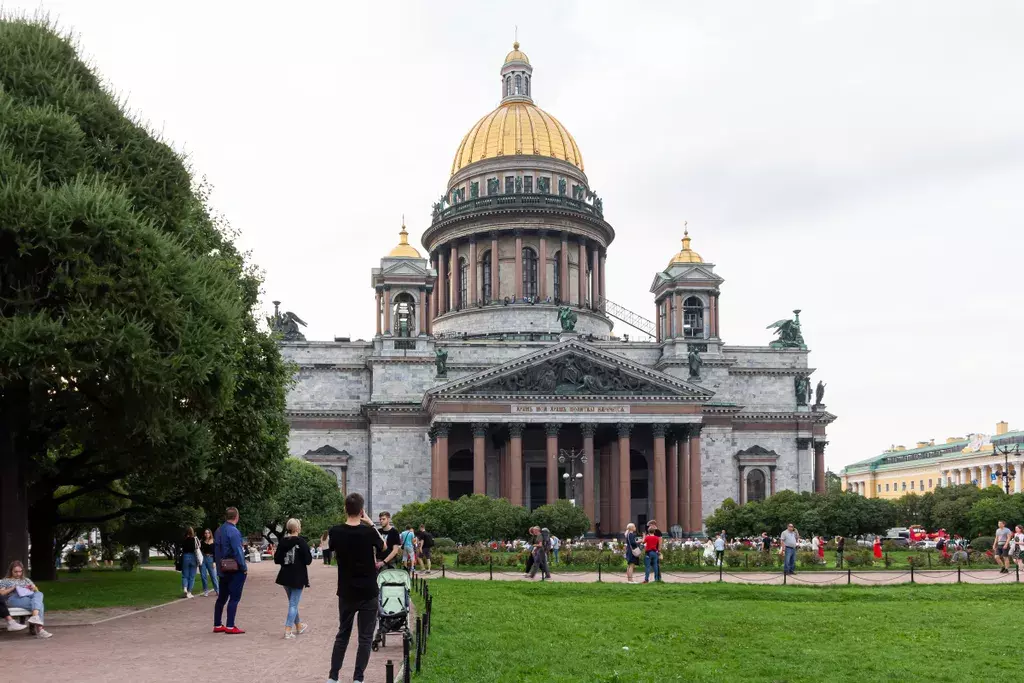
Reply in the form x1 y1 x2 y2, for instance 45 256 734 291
0 19 290 577
240 459 345 544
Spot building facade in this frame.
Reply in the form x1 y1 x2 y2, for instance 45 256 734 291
841 422 1023 499
282 44 836 535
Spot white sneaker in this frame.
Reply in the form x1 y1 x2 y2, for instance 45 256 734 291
202 590 210 597
284 630 296 639
35 628 53 639
27 615 43 625
326 679 339 683
186 592 194 599
6 620 27 632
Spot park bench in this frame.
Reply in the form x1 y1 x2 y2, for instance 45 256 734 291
4 607 32 632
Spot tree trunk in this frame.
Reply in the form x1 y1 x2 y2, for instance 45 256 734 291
0 419 29 574
139 543 150 564
28 502 57 581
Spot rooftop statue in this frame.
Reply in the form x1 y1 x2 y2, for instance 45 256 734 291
435 347 448 377
557 306 578 332
815 380 826 406
767 309 807 349
687 344 702 380
268 301 307 341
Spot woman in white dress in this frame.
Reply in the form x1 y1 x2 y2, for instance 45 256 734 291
703 539 716 566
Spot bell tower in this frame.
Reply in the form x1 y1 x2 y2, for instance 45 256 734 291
371 221 436 342
649 226 724 356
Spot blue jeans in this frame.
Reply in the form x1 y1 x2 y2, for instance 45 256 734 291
200 555 219 593
284 586 303 627
181 553 197 592
784 547 796 574
552 549 559 563
6 591 44 621
214 572 246 628
644 551 661 582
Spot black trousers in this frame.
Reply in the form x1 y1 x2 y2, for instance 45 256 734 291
329 595 377 681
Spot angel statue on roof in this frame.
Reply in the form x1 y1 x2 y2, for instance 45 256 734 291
767 309 806 349
268 301 307 341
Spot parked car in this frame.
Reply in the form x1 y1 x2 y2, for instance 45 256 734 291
884 537 911 548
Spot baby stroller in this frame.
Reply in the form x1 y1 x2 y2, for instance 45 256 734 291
371 567 412 651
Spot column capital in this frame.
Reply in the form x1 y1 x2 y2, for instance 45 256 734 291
768 464 777 471
581 423 596 439
508 422 525 439
537 229 549 237
428 428 437 445
545 423 561 437
797 437 813 450
472 422 488 438
738 464 746 473
652 423 669 438
617 422 633 438
434 423 450 438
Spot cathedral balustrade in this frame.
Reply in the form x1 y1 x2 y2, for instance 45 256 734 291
430 192 603 226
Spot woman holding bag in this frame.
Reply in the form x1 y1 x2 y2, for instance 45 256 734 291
275 518 312 639
198 529 219 597
179 527 200 599
623 523 641 583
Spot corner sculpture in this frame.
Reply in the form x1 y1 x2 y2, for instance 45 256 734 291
557 306 578 332
815 380 826 406
767 309 807 349
268 301 307 341
435 347 448 377
687 344 702 379
795 376 811 406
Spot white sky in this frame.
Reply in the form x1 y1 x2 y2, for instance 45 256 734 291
7 0 1023 470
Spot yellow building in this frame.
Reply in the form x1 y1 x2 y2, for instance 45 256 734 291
841 422 1023 499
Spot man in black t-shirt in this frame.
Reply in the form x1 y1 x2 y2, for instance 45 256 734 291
416 524 435 573
327 492 385 683
377 511 402 568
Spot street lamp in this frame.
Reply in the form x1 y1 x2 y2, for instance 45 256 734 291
995 443 1020 495
558 447 587 505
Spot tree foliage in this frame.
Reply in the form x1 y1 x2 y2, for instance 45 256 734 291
0 18 290 576
530 500 591 539
239 459 345 543
394 496 535 544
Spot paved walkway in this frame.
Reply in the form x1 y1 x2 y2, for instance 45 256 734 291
1 562 409 683
436 566 1022 585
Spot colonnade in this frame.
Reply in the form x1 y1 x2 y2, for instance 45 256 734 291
943 462 1023 492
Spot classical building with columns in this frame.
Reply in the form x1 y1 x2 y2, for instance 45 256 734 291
842 421 1023 499
282 43 835 536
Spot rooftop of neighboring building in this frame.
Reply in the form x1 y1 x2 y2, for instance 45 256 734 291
843 421 1021 474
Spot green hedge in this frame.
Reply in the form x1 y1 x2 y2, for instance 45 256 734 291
393 495 589 543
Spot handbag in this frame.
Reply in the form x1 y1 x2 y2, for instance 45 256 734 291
628 534 641 558
193 537 202 567
218 557 239 574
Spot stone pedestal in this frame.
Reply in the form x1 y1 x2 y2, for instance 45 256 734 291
559 331 580 342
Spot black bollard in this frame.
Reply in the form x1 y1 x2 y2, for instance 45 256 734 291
442 563 445 578
719 562 723 582
597 561 601 583
489 555 493 580
386 660 395 683
847 567 851 585
415 616 422 672
1017 564 1020 583
403 631 411 683
957 565 961 583
910 564 914 584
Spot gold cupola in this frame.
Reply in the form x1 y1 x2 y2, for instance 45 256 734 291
387 223 421 258
668 227 704 266
450 43 583 176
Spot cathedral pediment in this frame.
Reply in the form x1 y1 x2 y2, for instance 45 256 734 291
428 339 712 400
381 260 428 277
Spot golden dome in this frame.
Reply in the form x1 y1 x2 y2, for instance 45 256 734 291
450 101 583 176
387 224 421 258
504 41 529 65
668 229 703 266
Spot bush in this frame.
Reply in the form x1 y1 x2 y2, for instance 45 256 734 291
724 550 744 568
394 495 531 544
971 536 995 551
455 544 491 566
119 548 140 571
661 548 700 568
749 551 776 568
905 553 926 567
844 550 874 567
530 500 591 540
432 537 457 554
65 550 88 573
797 551 821 568
881 540 899 553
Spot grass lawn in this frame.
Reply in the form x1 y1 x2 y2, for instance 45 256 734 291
36 568 182 611
416 580 1024 682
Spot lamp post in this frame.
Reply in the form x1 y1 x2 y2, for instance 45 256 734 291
995 443 1020 495
558 447 587 506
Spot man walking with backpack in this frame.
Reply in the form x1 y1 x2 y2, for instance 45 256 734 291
415 524 434 573
212 507 248 634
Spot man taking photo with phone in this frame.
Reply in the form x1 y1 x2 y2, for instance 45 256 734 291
327 493 385 683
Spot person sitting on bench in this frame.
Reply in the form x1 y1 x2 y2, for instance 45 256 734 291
0 561 51 638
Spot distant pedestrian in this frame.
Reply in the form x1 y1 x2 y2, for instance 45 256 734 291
872 536 882 560
1012 525 1024 573
528 527 551 580
321 532 332 565
643 521 662 582
761 532 771 552
817 536 825 563
274 518 312 640
713 533 726 566
624 523 641 583
780 524 799 575
550 535 561 563
377 512 402 568
179 527 200 599
994 520 1013 574
198 529 219 597
326 493 386 683
213 507 248 634
399 525 417 571
415 524 434 573
835 536 845 568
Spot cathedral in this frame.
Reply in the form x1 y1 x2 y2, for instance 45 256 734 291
280 43 835 536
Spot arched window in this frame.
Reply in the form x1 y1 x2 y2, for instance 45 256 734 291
505 75 511 96
683 296 704 338
481 250 492 302
514 74 522 95
458 257 468 308
552 251 561 301
525 75 531 96
392 292 416 338
522 247 538 299
746 469 766 503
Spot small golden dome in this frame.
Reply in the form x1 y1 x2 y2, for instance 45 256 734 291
451 101 583 176
504 41 529 65
387 224 421 258
668 228 703 266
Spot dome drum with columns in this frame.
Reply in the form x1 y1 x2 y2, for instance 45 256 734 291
277 43 835 537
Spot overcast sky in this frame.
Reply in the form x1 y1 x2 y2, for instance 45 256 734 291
8 0 1023 470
